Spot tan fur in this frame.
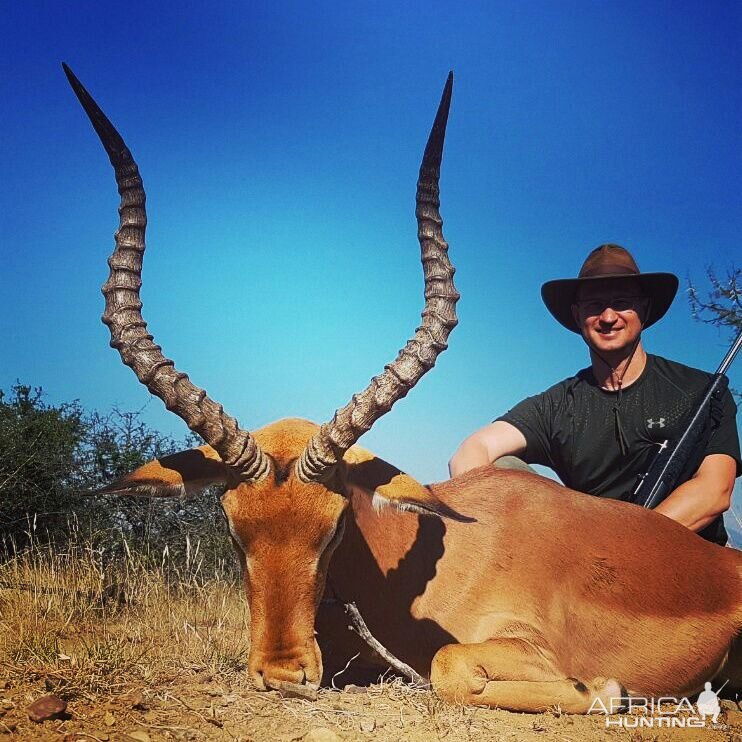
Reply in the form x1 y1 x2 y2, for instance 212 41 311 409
100 445 228 496
107 418 742 711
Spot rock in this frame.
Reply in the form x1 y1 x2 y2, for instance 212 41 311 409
721 699 738 710
27 694 68 723
305 728 342 742
127 690 149 710
0 701 13 711
343 684 367 694
126 731 152 742
271 680 319 701
359 716 375 732
104 710 116 726
724 707 742 727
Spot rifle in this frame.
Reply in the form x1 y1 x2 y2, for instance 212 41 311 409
632 329 742 510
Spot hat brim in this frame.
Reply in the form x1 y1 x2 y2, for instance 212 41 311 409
541 272 679 333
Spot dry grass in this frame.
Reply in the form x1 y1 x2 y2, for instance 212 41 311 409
0 529 249 699
1 531 740 741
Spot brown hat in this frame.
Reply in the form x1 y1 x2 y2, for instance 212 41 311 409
541 244 679 333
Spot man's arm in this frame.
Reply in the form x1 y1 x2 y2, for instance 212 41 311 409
653 453 737 533
449 421 527 478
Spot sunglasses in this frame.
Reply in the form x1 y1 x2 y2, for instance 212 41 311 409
574 296 645 316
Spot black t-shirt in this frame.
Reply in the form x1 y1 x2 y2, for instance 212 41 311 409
497 354 741 544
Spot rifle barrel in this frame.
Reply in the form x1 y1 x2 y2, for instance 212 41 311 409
716 328 742 376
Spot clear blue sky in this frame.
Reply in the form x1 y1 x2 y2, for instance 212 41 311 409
1 1 740 491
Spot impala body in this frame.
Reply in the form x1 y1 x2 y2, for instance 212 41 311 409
65 65 742 713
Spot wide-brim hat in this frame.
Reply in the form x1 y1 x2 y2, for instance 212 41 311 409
541 244 679 333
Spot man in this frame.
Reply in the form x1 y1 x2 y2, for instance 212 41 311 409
449 244 740 544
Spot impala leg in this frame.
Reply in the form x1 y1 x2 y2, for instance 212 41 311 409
431 640 624 714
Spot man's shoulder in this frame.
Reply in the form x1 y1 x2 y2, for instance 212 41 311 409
535 367 594 403
647 354 713 392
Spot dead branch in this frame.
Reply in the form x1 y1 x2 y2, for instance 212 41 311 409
344 602 429 688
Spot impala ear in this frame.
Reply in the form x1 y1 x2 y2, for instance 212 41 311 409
98 445 229 497
343 446 475 523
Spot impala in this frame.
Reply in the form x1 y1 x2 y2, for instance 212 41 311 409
65 64 742 713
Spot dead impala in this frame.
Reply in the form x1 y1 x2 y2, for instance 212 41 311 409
64 64 742 713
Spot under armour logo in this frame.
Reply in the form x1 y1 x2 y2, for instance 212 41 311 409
647 418 666 429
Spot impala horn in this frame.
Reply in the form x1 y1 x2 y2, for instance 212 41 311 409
63 63 271 483
297 72 458 482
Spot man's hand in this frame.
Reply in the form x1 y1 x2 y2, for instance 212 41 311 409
653 454 737 532
449 421 527 478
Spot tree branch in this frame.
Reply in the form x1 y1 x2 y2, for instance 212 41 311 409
344 602 429 687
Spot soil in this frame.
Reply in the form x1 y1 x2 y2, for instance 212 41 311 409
1 672 740 742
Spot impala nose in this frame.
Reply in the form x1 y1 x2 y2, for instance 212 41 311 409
252 658 321 694
249 637 323 693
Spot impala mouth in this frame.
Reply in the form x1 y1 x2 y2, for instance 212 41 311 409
250 644 323 695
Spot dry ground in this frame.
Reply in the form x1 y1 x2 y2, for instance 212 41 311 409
0 539 740 742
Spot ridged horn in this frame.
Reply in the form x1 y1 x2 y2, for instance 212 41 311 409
296 72 459 483
63 63 271 483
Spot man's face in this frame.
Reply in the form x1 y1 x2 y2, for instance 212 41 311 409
571 279 648 354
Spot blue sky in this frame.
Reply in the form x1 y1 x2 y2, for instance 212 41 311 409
1 1 740 505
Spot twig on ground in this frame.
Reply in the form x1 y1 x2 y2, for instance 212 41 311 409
164 691 224 728
343 602 429 688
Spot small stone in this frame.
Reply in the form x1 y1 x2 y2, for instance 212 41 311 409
724 707 742 726
27 694 68 723
104 710 116 726
0 701 13 711
271 680 319 701
721 699 738 710
305 728 342 742
128 690 149 710
359 716 375 732
343 684 367 694
127 731 152 742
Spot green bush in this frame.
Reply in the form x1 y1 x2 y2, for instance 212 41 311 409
0 384 236 578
